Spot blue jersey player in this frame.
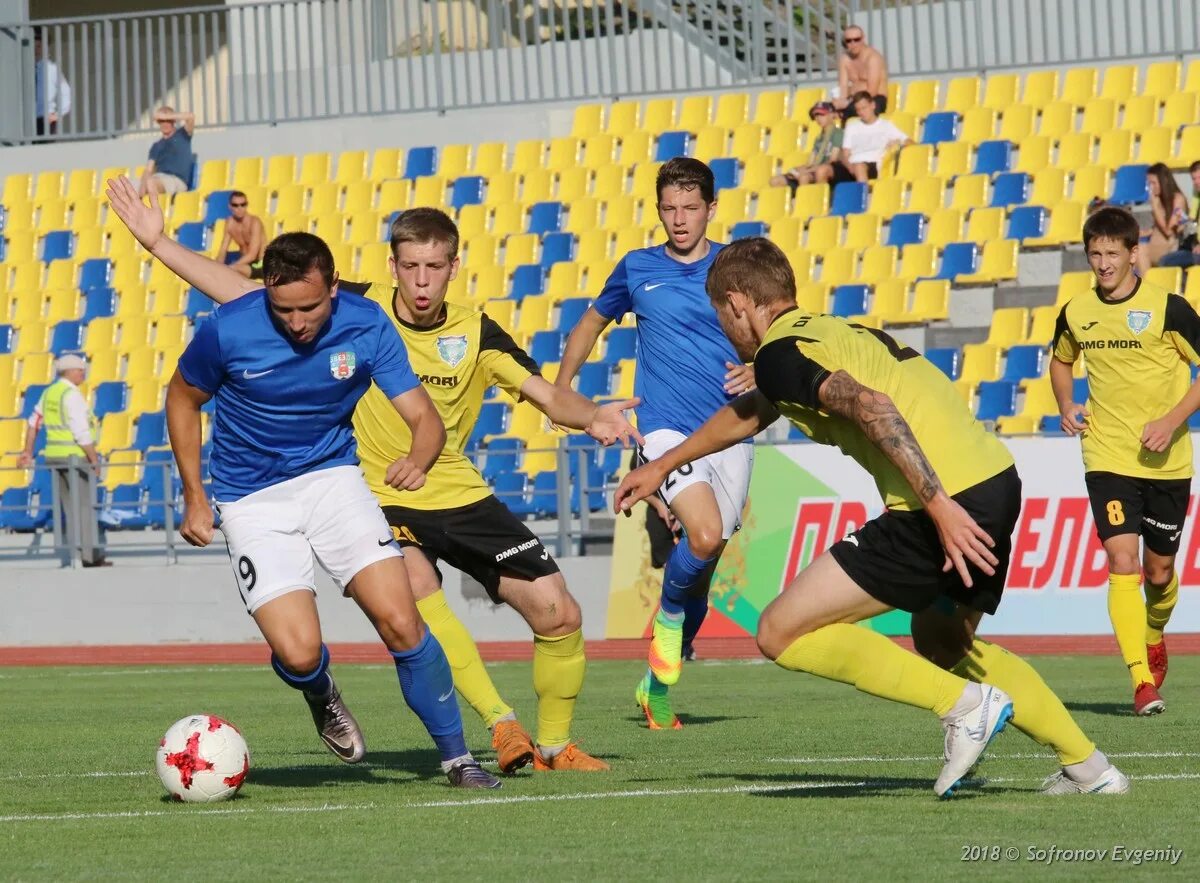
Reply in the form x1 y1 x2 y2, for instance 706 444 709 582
556 158 756 729
105 176 500 789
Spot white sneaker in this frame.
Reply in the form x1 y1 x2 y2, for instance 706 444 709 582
1042 765 1130 795
935 684 1013 798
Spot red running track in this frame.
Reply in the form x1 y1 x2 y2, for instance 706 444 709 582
2 635 1199 666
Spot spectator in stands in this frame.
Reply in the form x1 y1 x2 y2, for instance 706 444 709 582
834 92 912 183
16 354 108 567
138 106 195 198
770 101 842 193
1139 163 1190 273
1159 161 1200 269
33 27 71 141
215 191 266 278
833 25 888 119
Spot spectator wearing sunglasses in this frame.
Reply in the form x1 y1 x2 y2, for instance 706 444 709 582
833 26 888 120
770 101 843 193
216 191 266 279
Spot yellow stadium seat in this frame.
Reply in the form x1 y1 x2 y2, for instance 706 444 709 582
960 343 1002 383
193 159 227 193
33 171 64 202
769 216 804 251
985 307 1029 347
0 417 26 454
960 239 1018 284
752 90 788 124
677 95 713 132
1031 167 1068 206
789 87 826 121
868 280 908 324
1143 60 1181 100
45 289 78 322
101 448 143 490
907 178 945 215
714 188 751 225
96 412 132 454
1119 95 1158 132
606 101 640 137
741 155 776 192
150 283 186 316
490 202 525 238
966 207 1005 243
1162 93 1198 131
902 80 940 117
714 93 749 128
347 212 382 247
1080 98 1117 136
1016 377 1060 421
311 214 345 245
950 174 989 211
693 126 729 162
74 228 106 260
1025 305 1059 345
613 227 651 255
69 200 102 233
1071 166 1110 206
590 164 627 199
1056 271 1094 306
1014 135 1052 174
602 194 641 231
936 141 973 179
36 200 68 233
868 178 905 218
307 182 339 214
792 183 829 221
926 208 964 248
483 172 518 207
1137 127 1173 165
264 155 296 189
886 110 918 141
894 145 933 182
511 139 546 174
581 134 618 171
503 233 539 269
995 414 1036 435
335 150 368 184
1185 270 1200 309
1060 67 1098 107
794 280 826 312
520 432 564 475
563 198 599 236
755 188 788 223
907 278 949 321
642 98 676 134
230 157 263 191
997 104 1036 144
127 378 163 414
1096 129 1134 168
547 137 582 171
515 294 554 336
45 262 75 292
844 213 881 251
805 216 842 251
521 168 554 203
571 104 605 139
116 317 154 354
411 175 448 208
9 261 43 294
574 231 608 264
370 147 402 181
819 248 856 286
959 107 996 145
3 202 33 231
1099 64 1138 102
767 119 803 158
782 248 812 286
19 350 54 384
619 130 654 167
943 76 981 115
274 184 306 217
10 294 44 324
982 74 1020 111
468 141 506 176
545 263 582 302
1038 101 1076 139
2 172 32 207
581 260 616 297
470 266 507 301
464 234 500 268
1174 126 1200 165
297 152 331 188
482 298 515 328
730 123 766 159
1144 266 1183 293
438 144 471 179
858 246 897 285
84 316 117 352
899 244 938 282
65 169 98 202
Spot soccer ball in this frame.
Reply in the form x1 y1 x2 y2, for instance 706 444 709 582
155 714 250 803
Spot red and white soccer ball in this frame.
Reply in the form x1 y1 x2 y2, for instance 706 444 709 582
155 714 250 803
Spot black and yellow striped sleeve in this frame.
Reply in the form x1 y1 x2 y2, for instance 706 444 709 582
1164 294 1200 366
478 312 540 397
753 337 831 409
1051 303 1079 363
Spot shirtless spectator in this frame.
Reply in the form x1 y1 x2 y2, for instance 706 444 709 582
215 191 266 279
833 25 889 119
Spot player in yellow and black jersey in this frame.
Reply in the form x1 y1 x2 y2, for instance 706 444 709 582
1051 206 1200 715
344 208 641 774
617 237 1128 797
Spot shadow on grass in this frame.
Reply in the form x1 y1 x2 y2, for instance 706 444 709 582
1063 700 1133 717
698 770 1025 799
251 749 446 788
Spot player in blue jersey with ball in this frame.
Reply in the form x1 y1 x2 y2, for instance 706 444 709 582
106 176 500 789
556 158 756 729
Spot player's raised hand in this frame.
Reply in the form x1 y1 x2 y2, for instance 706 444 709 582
1059 404 1089 436
724 362 756 395
586 397 644 447
1141 416 1178 453
614 460 668 517
385 457 427 491
105 175 164 252
180 496 215 547
926 495 997 588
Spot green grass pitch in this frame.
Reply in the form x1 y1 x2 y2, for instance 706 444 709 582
1 655 1196 879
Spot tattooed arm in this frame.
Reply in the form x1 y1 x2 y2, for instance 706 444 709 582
817 368 998 585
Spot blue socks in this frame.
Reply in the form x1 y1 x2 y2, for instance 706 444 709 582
682 593 710 648
391 628 469 764
660 540 717 616
272 642 333 697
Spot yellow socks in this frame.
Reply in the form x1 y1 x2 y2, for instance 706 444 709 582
533 629 586 748
1145 572 1179 646
775 623 966 716
951 639 1095 766
415 590 513 728
1107 573 1153 688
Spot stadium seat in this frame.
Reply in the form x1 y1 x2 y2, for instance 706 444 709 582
0 325 12 355
989 172 1030 208
868 178 905 218
933 242 978 281
986 308 1030 348
1108 164 1149 205
529 330 564 365
1119 96 1157 133
450 176 485 210
1006 205 1047 241
924 347 960 380
1143 60 1180 100
973 140 1013 175
831 285 869 318
1096 130 1134 168
908 279 950 321
902 80 939 117
576 363 613 397
527 202 564 236
959 107 996 145
959 239 1019 283
603 327 637 363
539 232 574 270
1136 127 1173 165
921 112 959 145
996 105 1035 144
654 131 691 162
731 221 768 240
830 182 868 217
857 245 897 285
1144 266 1183 293
844 214 882 251
557 298 592 333
1071 166 1111 205
92 381 127 419
41 230 73 263
709 157 741 192
403 146 438 180
960 343 1002 384
899 244 938 282
949 174 988 210
976 380 1018 421
1162 93 1198 131
48 320 83 356
1080 98 1117 136
1060 67 1098 107
966 207 1005 243
1024 306 1058 345
886 213 926 247
508 265 546 301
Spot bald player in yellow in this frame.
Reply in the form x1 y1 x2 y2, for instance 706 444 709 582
1051 206 1200 716
617 237 1128 798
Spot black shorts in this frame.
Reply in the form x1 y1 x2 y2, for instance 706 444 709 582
840 94 888 119
829 466 1022 616
832 162 878 184
382 495 559 602
1084 471 1191 556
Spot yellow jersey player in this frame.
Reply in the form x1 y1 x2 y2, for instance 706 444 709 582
1050 206 1200 716
617 238 1129 797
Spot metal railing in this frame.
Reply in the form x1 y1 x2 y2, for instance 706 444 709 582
4 1 1195 145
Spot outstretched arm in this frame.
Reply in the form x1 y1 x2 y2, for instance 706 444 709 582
106 175 258 305
520 375 643 446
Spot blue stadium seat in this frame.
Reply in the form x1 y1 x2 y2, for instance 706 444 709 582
107 483 150 531
924 347 961 380
450 176 485 210
1001 345 1046 383
508 264 546 301
557 297 592 332
527 202 564 236
176 222 209 251
933 242 979 280
989 172 1030 208
787 424 811 442
494 471 535 517
654 131 691 162
1072 376 1090 402
921 112 959 145
132 412 168 450
831 284 869 317
1189 410 1200 431
540 232 574 268
976 380 1018 421
830 182 868 217
1007 205 1047 241
78 258 112 291
142 456 180 530
92 381 128 419
467 402 509 450
21 384 48 419
403 146 438 180
576 363 613 397
596 441 625 480
185 287 214 319
0 485 52 532
203 191 234 224
529 471 560 518
886 213 926 247
483 438 523 482
973 140 1013 175
81 288 117 322
1109 164 1150 205
565 434 599 474
570 466 607 513
529 330 565 365
0 325 12 354
731 221 768 240
603 327 637 362
709 158 741 192
1039 414 1065 434
49 320 84 356
41 230 74 263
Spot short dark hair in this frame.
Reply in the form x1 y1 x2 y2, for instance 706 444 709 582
261 232 335 288
1082 206 1140 250
655 157 715 204
389 207 460 260
229 190 247 204
851 91 874 106
705 238 796 306
1190 160 1200 175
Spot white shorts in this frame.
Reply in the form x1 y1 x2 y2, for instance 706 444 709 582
215 465 403 614
637 429 754 539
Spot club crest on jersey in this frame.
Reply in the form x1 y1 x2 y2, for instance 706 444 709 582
436 334 468 368
329 351 357 380
1127 310 1152 335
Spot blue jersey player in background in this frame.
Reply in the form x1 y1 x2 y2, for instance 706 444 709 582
105 176 500 789
556 158 756 729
